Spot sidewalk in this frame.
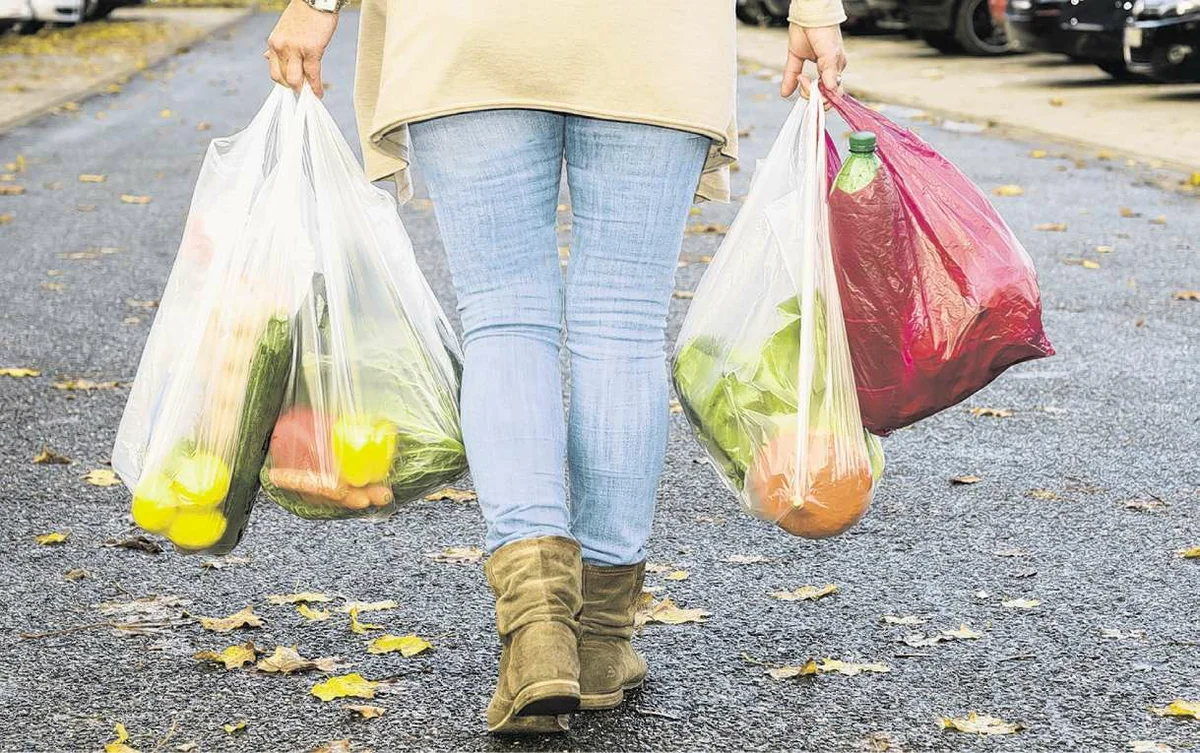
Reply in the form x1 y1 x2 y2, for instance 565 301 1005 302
737 25 1200 176
0 6 252 133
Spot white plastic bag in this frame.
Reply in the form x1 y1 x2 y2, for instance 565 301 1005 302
114 86 465 554
672 87 883 539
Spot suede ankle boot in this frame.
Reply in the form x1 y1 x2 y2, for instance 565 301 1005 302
485 535 583 734
577 561 648 710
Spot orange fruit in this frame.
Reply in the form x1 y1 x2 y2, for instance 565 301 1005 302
745 428 874 539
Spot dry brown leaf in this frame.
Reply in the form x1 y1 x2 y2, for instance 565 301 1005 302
882 614 926 626
769 584 838 602
1149 699 1200 719
423 487 478 503
1149 215 1167 225
686 223 729 235
41 282 65 292
636 597 710 626
1171 290 1200 301
33 446 71 464
196 121 212 131
1049 96 1065 106
346 704 386 719
424 546 484 564
1122 498 1166 512
939 711 1025 734
1120 207 1140 218
1129 741 1174 753
126 298 159 309
1027 489 1062 501
256 645 343 674
0 185 25 196
668 399 683 414
992 185 1024 197
0 214 12 225
672 290 694 299
664 570 690 581
35 531 70 545
312 740 353 753
54 377 121 390
120 194 152 205
64 568 91 581
366 634 432 657
0 367 39 377
103 535 162 553
198 606 263 633
1096 245 1114 254
194 641 259 670
970 407 1013 418
950 475 982 485
1034 223 1067 232
84 469 120 487
311 672 379 702
645 562 674 574
78 174 106 183
941 624 984 640
267 592 332 605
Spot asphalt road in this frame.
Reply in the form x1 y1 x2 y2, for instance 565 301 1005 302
1 13 1198 753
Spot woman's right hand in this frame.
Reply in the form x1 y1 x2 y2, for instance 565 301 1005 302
265 0 338 98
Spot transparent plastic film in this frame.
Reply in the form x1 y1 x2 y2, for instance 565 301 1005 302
113 87 307 554
672 86 882 540
258 86 466 520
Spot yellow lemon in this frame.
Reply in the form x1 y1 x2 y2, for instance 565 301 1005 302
131 472 179 533
172 451 231 507
331 414 397 487
167 508 227 550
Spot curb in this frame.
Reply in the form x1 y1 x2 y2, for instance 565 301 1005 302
0 6 255 136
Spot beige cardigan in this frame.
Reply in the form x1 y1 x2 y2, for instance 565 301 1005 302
354 0 846 204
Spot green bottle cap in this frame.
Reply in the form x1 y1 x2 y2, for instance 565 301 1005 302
848 131 877 154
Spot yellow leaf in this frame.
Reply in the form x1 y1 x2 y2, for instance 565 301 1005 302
54 378 121 390
367 634 432 657
941 624 984 640
160 109 173 118
222 721 246 735
992 185 1024 197
1001 598 1041 609
297 604 331 621
267 592 332 605
1097 150 1114 160
767 663 815 679
811 658 892 676
950 474 982 485
336 600 398 613
78 174 106 183
1120 207 1140 218
42 282 66 292
665 570 689 581
193 641 258 670
969 407 1013 418
769 584 838 602
1172 291 1200 302
84 469 120 487
939 711 1025 734
120 195 152 205
1033 223 1067 232
1029 150 1047 159
311 672 379 702
423 487 478 503
1096 245 1114 254
1081 260 1101 270
635 597 710 626
348 607 382 635
198 606 263 633
1028 489 1062 501
882 615 926 626
104 722 139 753
346 704 386 718
0 214 12 225
256 645 342 674
1177 546 1200 559
35 531 70 545
0 185 26 196
1049 96 1065 106
1149 215 1167 225
424 546 484 564
0 367 39 377
33 446 71 465
1149 699 1200 719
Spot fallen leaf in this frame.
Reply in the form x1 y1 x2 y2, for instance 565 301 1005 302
104 722 139 753
1049 96 1065 106
196 121 212 131
724 554 771 565
337 600 399 613
668 398 683 414
103 535 162 553
41 282 65 292
160 109 173 118
0 367 39 377
1120 207 1140 218
194 641 259 670
267 592 332 605
1097 150 1114 160
1101 628 1145 641
941 624 984 640
126 298 159 309
423 487 477 503
1001 598 1041 609
636 597 710 626
1122 498 1166 512
84 469 120 487
769 584 838 602
311 672 379 702
176 743 197 752
424 546 484 564
767 662 816 679
992 185 1024 197
970 407 1013 418
1034 223 1067 232
1081 260 1101 270
78 174 106 183
645 562 675 574
346 704 386 719
950 475 982 485
312 740 353 753
1029 150 1047 159
64 568 91 580
348 607 382 635
35 531 70 545
1028 489 1062 501
120 194 152 205
298 604 331 621
664 570 689 581
1096 245 1114 254
1129 742 1174 753
200 555 252 570
1149 699 1200 719
1171 291 1199 301
882 614 926 626
810 659 891 676
198 606 263 633
0 214 12 225
1149 215 1167 225
256 645 343 674
939 711 1025 734
686 223 729 235
1177 546 1200 559
900 633 947 648
54 378 121 390
0 185 25 196
222 721 246 735
672 290 694 299
366 634 432 657
33 446 71 465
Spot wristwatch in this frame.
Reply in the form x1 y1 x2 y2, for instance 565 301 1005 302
303 0 345 13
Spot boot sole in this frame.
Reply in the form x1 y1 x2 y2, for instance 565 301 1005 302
578 678 644 711
488 714 570 735
514 679 581 717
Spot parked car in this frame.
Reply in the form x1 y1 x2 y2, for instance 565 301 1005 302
1007 0 1071 52
1061 0 1139 77
907 0 1014 53
0 0 32 33
26 0 93 26
736 0 788 26
1125 0 1200 79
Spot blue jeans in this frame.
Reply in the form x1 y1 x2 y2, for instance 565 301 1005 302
410 110 709 566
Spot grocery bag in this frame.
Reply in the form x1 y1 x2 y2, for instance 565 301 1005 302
113 87 309 554
673 87 883 539
829 94 1054 435
256 87 467 520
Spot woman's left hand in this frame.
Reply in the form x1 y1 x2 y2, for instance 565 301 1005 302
780 24 847 109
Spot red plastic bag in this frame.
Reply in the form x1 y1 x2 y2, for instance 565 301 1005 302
828 94 1054 435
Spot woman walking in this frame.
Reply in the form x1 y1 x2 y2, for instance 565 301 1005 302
265 0 847 733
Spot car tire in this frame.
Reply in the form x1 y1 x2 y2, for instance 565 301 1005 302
761 0 792 24
1096 60 1138 80
954 0 1013 55
922 30 963 53
736 0 772 26
16 20 44 34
